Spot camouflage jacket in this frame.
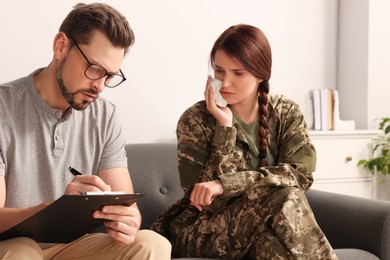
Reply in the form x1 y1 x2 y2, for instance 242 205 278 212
178 95 315 200
151 94 316 233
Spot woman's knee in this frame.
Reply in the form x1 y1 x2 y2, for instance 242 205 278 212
0 237 42 259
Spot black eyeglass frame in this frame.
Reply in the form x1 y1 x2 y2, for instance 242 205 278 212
68 36 126 88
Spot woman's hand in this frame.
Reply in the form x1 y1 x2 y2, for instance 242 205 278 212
93 204 141 245
190 180 224 211
205 76 233 127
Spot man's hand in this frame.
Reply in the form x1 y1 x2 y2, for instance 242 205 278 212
65 175 111 195
73 167 141 244
190 180 224 211
93 204 141 245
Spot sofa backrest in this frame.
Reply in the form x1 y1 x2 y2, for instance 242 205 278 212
125 143 183 229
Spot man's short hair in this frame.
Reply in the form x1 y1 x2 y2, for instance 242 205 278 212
59 3 135 54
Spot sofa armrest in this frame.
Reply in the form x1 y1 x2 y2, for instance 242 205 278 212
306 189 390 260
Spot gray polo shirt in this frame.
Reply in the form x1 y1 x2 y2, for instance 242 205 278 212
0 69 128 208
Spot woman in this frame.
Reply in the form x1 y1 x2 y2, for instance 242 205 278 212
151 24 337 260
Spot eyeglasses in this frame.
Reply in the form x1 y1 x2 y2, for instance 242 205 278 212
68 36 126 88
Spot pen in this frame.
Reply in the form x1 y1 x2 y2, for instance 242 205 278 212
68 166 82 176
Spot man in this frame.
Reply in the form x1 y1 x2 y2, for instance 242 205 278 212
0 3 171 259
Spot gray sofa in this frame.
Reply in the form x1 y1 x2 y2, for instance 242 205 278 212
126 143 390 260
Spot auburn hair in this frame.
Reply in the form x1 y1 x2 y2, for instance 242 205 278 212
210 24 272 168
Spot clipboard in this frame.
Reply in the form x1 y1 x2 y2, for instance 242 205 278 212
0 193 144 243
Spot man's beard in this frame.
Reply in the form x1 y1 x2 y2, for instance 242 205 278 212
56 61 99 111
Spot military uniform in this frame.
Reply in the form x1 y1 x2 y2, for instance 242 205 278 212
151 95 337 260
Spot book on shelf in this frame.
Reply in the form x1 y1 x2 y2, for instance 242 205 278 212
312 89 322 130
311 88 334 131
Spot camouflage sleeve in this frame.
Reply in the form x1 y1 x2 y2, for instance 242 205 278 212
219 166 299 200
176 105 213 192
273 96 315 190
210 125 238 172
177 104 238 192
219 97 315 198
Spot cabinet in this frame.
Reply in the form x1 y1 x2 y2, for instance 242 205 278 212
309 130 378 199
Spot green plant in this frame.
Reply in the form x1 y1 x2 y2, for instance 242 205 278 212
358 117 390 175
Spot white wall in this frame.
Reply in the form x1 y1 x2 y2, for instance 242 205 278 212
0 0 338 143
367 0 390 129
338 0 390 129
337 0 369 129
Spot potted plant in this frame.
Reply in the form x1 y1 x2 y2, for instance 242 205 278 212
357 117 390 175
357 117 390 200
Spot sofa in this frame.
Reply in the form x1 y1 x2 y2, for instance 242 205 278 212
126 143 390 260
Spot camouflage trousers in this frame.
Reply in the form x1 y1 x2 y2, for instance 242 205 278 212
170 187 338 259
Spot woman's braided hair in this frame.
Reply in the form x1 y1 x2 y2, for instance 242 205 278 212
210 24 272 168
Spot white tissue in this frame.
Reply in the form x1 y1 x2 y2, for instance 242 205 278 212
210 79 228 107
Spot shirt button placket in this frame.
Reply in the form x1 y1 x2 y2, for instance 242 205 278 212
53 111 64 153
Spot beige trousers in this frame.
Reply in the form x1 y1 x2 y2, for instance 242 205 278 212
0 230 171 260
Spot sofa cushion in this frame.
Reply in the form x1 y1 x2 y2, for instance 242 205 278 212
126 143 183 229
334 248 380 260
